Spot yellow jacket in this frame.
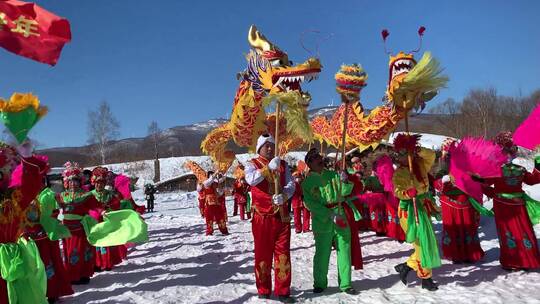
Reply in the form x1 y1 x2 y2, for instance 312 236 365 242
393 148 435 200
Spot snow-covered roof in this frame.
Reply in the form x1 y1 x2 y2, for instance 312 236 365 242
387 132 456 151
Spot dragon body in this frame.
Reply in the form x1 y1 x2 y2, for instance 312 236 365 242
312 50 447 151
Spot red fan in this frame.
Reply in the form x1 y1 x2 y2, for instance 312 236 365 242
513 103 540 150
448 137 507 202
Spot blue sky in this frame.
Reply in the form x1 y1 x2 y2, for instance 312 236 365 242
1 0 539 148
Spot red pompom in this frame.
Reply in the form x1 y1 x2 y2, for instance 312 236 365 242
381 29 389 41
418 26 426 36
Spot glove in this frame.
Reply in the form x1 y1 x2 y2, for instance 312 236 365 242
333 214 347 228
268 157 281 171
272 194 284 205
441 175 451 184
406 188 417 198
339 171 348 182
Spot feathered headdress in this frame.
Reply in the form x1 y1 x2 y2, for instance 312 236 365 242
335 64 368 99
62 161 82 182
494 131 514 150
393 133 424 183
91 166 109 184
393 133 421 154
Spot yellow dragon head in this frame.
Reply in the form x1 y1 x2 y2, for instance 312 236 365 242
383 28 448 111
202 25 321 166
386 51 417 109
244 25 322 98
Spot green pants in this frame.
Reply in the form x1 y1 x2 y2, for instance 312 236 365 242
313 227 352 291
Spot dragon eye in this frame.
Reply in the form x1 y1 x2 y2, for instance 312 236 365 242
270 59 281 67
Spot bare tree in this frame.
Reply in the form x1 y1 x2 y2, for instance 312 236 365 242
428 98 464 137
87 101 120 165
147 121 162 159
147 121 163 182
428 87 539 139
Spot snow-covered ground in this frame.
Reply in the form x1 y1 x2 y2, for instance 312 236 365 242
61 183 540 304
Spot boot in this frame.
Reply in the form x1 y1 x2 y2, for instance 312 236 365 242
421 278 438 291
394 262 412 284
343 287 359 295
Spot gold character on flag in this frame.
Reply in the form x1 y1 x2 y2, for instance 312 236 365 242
11 15 40 37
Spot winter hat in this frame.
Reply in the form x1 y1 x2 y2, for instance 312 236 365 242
256 134 275 154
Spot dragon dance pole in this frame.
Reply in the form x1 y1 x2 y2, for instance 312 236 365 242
274 102 290 222
341 103 349 171
404 113 419 224
337 97 350 208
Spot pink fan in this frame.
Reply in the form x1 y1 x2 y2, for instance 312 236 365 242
375 155 395 193
513 103 540 150
449 137 507 202
115 174 132 199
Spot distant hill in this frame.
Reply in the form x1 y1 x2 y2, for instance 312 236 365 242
38 107 450 167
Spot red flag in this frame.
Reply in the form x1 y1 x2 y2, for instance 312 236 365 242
0 0 71 65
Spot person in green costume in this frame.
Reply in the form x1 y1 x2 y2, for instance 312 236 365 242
302 148 359 295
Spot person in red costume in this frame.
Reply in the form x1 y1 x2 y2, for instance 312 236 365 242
196 183 206 218
57 162 102 284
21 155 74 304
435 140 486 264
363 164 388 236
475 132 540 270
348 157 369 231
89 167 126 271
233 174 251 220
202 171 229 235
244 134 295 303
291 172 310 233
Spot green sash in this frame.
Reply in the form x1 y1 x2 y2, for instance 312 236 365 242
497 192 540 225
399 192 441 269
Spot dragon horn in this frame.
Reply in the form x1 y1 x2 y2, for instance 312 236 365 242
411 26 426 53
381 29 392 55
248 25 274 52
